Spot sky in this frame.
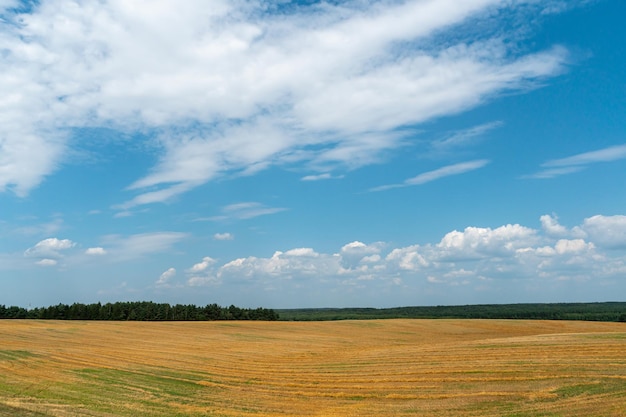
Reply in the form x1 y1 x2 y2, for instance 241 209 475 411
1 0 625 309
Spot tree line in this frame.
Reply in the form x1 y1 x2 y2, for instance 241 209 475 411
0 301 279 321
277 302 626 322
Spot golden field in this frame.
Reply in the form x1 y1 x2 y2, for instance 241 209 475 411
1 319 625 416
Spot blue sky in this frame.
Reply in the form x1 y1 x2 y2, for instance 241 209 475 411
1 0 625 309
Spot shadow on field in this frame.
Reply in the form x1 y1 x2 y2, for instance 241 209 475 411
0 403 50 417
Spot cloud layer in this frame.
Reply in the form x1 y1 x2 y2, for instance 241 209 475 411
0 0 569 206
154 214 626 306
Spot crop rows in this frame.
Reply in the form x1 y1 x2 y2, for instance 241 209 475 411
1 319 625 416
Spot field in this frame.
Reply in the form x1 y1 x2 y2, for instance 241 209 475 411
1 320 625 416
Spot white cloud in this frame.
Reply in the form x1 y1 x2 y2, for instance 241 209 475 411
187 276 220 287
85 247 107 255
361 254 382 263
540 214 569 237
301 173 332 181
185 256 220 287
370 160 489 192
406 160 490 186
188 257 216 273
223 202 286 219
387 245 429 271
581 215 626 249
431 121 503 153
284 248 319 258
527 144 626 178
553 239 594 255
523 167 584 179
165 213 626 305
545 144 626 167
436 224 538 260
213 232 234 241
540 214 586 239
0 1 19 10
218 250 341 283
541 1 569 15
340 241 384 269
36 258 58 267
99 232 188 261
201 202 287 221
301 173 344 181
14 218 63 237
341 241 373 252
24 237 75 258
0 0 569 202
156 267 176 287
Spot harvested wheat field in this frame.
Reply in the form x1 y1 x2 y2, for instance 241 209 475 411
1 319 625 416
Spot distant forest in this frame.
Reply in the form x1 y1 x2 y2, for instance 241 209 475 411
2 301 626 322
0 301 279 321
277 302 626 322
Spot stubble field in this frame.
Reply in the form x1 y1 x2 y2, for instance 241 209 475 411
0 319 625 416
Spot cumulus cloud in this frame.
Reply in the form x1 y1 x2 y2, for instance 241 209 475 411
436 224 538 260
156 267 176 287
554 239 594 255
188 257 217 273
219 250 341 283
213 232 234 241
387 245 429 271
36 258 58 267
0 0 570 203
540 214 586 239
185 256 220 287
581 215 626 249
177 213 626 296
339 241 384 270
538 213 626 247
540 214 569 237
24 238 75 258
85 247 107 255
284 248 319 257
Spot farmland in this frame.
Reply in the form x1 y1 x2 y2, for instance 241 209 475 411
1 319 625 416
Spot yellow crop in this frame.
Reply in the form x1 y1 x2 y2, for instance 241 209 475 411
0 319 624 416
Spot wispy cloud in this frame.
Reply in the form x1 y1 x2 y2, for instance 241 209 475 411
301 173 344 181
14 218 64 237
544 144 626 167
99 232 188 261
0 0 569 204
370 160 490 192
526 143 626 178
196 202 287 222
431 121 504 153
